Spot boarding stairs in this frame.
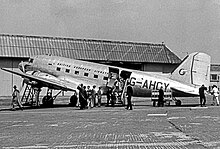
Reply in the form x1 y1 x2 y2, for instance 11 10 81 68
119 78 129 105
20 84 40 106
151 90 172 106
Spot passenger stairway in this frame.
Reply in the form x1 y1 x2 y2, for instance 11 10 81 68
21 84 38 106
119 78 129 105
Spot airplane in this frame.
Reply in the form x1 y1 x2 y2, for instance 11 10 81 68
1 52 210 107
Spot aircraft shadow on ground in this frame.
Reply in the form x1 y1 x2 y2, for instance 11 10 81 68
0 102 201 111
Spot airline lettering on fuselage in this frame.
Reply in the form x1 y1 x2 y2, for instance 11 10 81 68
129 77 169 91
57 63 71 67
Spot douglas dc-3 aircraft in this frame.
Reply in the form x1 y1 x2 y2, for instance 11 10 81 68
1 52 210 107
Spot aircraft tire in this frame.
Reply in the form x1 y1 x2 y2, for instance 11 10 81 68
42 96 54 107
69 95 77 107
153 101 156 107
175 100 181 106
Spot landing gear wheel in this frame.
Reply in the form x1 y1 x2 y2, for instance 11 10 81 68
166 101 171 106
42 96 54 107
153 101 156 107
69 95 77 107
175 100 181 106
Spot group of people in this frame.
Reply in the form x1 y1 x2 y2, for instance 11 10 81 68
199 84 219 107
77 84 102 109
10 82 219 111
105 78 133 110
156 84 220 107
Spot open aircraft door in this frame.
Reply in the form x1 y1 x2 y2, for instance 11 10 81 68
120 70 132 80
107 67 120 88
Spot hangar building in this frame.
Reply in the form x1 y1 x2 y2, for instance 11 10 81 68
0 34 181 97
210 64 220 88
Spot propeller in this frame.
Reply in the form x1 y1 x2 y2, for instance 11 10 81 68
20 61 26 73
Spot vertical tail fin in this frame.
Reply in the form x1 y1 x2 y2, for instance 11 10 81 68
170 52 210 87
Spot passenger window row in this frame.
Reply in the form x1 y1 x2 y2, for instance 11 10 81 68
56 67 108 80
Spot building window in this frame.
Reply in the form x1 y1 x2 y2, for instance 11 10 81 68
84 73 89 77
56 67 61 71
94 75 98 78
65 69 70 73
211 74 219 82
75 71 79 75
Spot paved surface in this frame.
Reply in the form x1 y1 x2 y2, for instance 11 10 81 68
0 97 220 149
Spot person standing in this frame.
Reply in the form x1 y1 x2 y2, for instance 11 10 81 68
211 85 219 106
83 86 88 108
126 85 133 110
106 88 112 106
97 87 102 107
11 85 23 111
69 91 78 107
87 86 93 108
158 86 164 107
92 85 96 107
199 84 207 107
77 84 87 109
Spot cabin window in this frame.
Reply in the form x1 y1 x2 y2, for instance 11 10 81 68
65 69 70 73
103 76 108 80
84 73 89 77
56 67 61 71
75 71 79 75
94 75 98 78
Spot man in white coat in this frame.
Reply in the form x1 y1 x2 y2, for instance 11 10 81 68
211 85 219 106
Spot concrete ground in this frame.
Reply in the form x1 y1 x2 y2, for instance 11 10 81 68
0 96 220 149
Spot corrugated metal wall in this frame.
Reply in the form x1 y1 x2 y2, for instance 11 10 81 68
0 58 23 97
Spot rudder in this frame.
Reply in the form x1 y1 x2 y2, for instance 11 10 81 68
170 52 210 87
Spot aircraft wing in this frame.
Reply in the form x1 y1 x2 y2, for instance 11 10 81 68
1 68 76 91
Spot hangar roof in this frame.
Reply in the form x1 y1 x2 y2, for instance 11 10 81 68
0 34 181 64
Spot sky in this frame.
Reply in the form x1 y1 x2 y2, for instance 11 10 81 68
0 0 220 63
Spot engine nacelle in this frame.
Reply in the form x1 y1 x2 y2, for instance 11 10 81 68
32 71 59 82
22 71 61 89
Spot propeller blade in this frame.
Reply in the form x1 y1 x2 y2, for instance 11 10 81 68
21 61 25 72
19 79 26 96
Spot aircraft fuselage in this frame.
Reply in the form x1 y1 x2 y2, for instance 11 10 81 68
23 55 200 97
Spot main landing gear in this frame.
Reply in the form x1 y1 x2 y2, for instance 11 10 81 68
151 91 182 107
21 84 63 108
42 89 62 107
172 97 182 106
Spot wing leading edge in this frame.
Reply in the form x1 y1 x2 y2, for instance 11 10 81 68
1 68 76 91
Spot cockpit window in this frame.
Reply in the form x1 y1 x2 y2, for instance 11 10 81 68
29 58 34 63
